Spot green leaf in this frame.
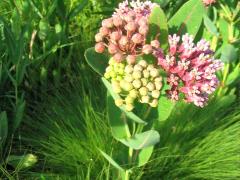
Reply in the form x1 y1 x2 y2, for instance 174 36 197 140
218 18 229 43
85 48 109 76
119 130 160 150
98 149 125 172
137 146 154 167
169 0 205 37
148 6 168 49
226 65 240 86
203 15 219 36
68 0 88 19
7 154 37 170
12 100 25 134
158 96 175 121
0 112 8 148
107 94 128 139
220 44 238 63
102 78 147 124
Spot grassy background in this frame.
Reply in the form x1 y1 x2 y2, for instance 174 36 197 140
0 0 239 179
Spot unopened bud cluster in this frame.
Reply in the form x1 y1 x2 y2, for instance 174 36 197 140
104 58 125 81
94 0 162 65
105 60 162 111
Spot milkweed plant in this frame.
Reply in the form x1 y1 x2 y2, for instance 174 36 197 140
85 0 223 179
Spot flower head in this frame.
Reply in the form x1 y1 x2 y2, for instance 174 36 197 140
202 0 216 6
154 33 223 107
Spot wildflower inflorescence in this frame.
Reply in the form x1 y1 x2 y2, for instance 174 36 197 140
155 33 223 107
94 0 162 65
105 59 162 111
202 0 216 6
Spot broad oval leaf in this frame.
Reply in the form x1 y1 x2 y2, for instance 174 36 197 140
107 94 128 139
158 96 175 121
220 44 238 63
168 0 205 37
84 47 108 76
119 130 160 150
98 149 125 172
147 6 168 49
0 111 8 147
137 146 154 167
102 78 147 124
203 15 219 36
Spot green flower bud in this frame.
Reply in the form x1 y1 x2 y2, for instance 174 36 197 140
152 90 160 98
132 71 142 79
150 99 158 107
123 82 133 91
104 72 111 79
154 77 162 82
146 82 155 91
120 80 126 89
155 82 162 91
129 89 138 99
124 74 134 83
106 66 112 73
115 98 123 107
125 95 134 104
141 96 150 103
110 71 117 78
109 58 115 65
143 69 150 78
139 87 148 96
125 65 133 74
141 78 148 86
132 79 142 89
112 83 121 94
125 103 134 111
116 76 123 81
134 64 143 71
147 64 154 71
150 68 159 78
139 60 147 68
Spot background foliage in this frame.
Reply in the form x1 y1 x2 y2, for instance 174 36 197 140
0 0 239 179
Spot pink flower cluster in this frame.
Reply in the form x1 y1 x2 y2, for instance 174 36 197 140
95 0 161 64
202 0 216 6
155 34 223 107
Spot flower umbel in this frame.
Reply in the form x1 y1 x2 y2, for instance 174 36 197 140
155 33 223 107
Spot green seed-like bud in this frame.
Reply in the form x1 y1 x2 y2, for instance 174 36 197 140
123 82 133 91
129 89 138 99
104 72 111 79
115 98 123 107
110 71 117 78
132 79 142 89
154 77 162 82
119 63 125 69
150 68 159 78
124 74 134 83
141 78 148 86
134 64 143 71
146 82 155 91
133 71 142 79
147 64 154 71
138 60 147 68
125 95 134 104
155 82 162 90
125 65 133 74
139 87 148 96
106 66 112 73
125 103 134 111
150 99 158 107
116 76 123 81
109 58 115 65
120 80 126 89
117 68 124 75
112 84 121 93
152 90 160 98
143 69 150 78
141 96 150 103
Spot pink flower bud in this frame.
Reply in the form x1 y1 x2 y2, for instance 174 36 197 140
95 33 103 42
132 33 143 44
127 55 136 64
142 45 153 54
100 27 110 36
151 40 160 48
125 22 137 32
139 25 148 35
138 17 147 26
110 31 121 41
113 53 123 63
113 16 123 27
102 18 113 28
95 42 105 53
108 43 118 54
124 14 134 22
119 36 129 46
